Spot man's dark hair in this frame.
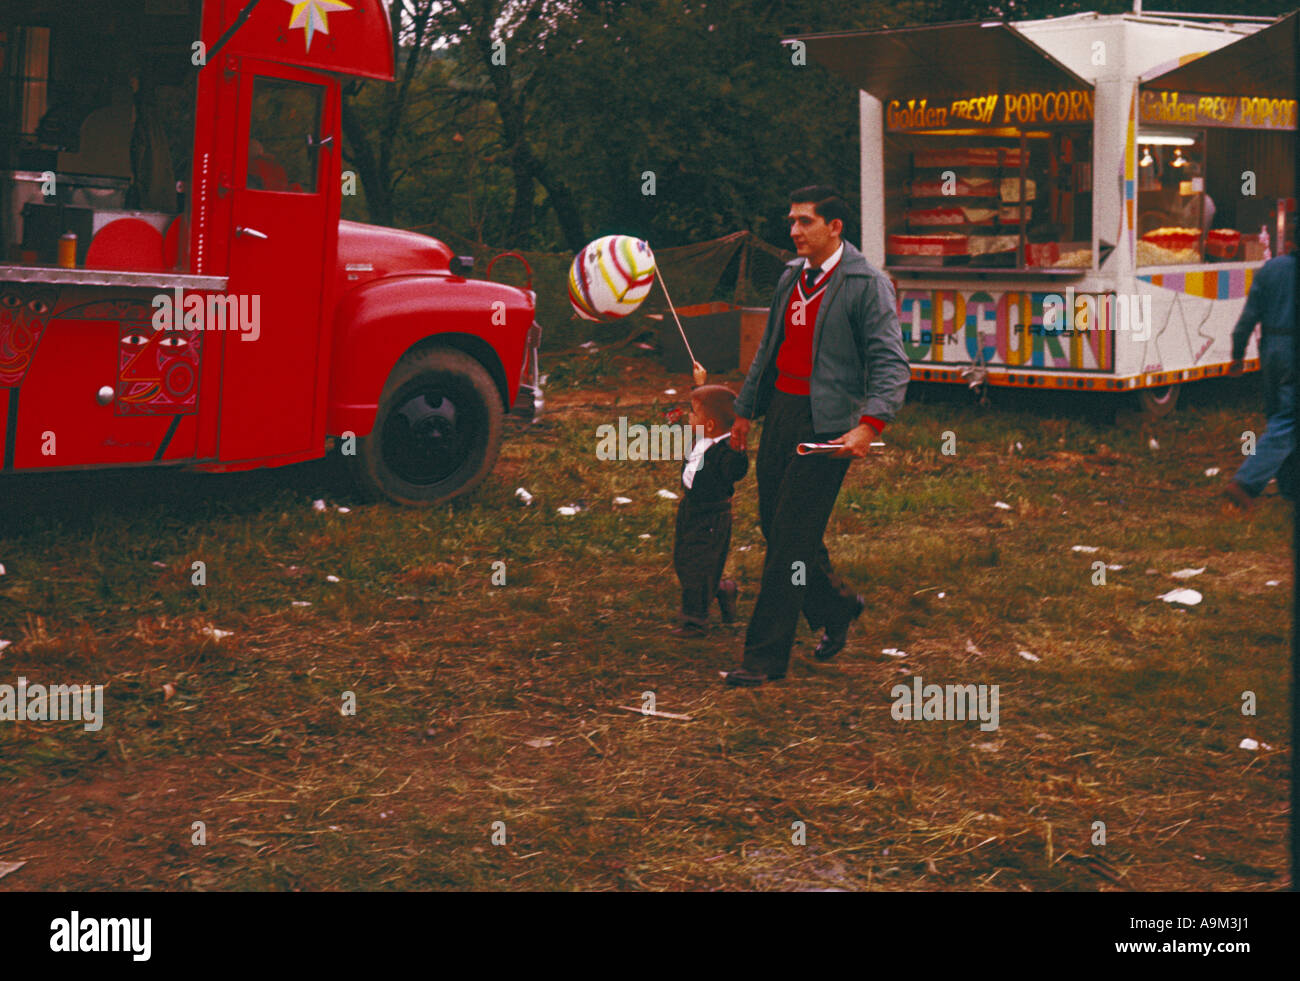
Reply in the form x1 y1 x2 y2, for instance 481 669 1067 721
691 385 737 430
790 185 851 227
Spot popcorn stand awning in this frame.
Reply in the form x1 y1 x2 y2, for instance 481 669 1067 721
793 20 1093 113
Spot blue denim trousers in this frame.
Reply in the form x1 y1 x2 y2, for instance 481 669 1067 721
1233 332 1296 500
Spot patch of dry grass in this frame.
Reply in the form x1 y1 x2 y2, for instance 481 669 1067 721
0 354 1289 890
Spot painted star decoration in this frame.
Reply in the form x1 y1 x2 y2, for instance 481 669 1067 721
283 0 353 52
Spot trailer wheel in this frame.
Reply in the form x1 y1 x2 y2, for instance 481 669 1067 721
351 347 503 507
1135 384 1180 417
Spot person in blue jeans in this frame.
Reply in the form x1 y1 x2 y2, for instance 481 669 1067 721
1225 242 1297 508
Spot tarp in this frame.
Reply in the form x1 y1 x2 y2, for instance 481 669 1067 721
416 225 795 350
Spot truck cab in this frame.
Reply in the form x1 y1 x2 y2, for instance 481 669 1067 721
0 0 539 506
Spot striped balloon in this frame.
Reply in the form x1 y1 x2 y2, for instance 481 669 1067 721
568 235 657 321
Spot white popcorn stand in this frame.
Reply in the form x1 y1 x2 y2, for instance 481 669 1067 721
798 11 1296 413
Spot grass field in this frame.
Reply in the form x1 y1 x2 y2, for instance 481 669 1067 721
0 351 1290 891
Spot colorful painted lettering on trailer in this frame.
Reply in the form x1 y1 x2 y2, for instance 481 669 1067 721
896 289 1118 372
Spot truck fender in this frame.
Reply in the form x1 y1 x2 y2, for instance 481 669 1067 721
327 274 532 438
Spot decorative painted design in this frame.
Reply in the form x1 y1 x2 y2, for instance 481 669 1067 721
1137 268 1255 300
1125 87 1136 261
897 288 1113 372
1135 288 1217 376
54 299 202 416
0 285 59 386
1 288 203 415
283 0 352 52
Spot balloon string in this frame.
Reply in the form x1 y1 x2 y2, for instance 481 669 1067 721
656 269 698 368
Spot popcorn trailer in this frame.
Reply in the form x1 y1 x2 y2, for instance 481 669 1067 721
0 0 541 506
798 11 1297 414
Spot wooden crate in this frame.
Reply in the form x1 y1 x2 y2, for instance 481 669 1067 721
738 307 768 374
658 303 770 374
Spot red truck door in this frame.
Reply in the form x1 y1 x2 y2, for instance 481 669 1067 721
218 60 338 465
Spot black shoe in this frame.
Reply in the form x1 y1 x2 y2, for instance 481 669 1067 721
724 667 773 687
717 580 738 624
814 595 865 661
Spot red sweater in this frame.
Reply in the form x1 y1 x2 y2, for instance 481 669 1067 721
773 267 886 434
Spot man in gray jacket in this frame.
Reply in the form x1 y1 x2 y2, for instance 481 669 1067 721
724 186 909 687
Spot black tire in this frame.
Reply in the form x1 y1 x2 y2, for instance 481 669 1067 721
1135 384 1180 417
350 346 503 507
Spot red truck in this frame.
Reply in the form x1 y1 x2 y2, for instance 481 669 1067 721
0 0 541 506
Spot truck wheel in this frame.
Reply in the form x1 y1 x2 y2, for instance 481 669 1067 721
352 347 503 507
1135 384 1180 417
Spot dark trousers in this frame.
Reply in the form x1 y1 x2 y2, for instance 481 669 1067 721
1233 333 1296 500
742 390 858 676
673 498 733 626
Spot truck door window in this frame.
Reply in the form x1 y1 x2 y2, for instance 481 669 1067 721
247 77 322 193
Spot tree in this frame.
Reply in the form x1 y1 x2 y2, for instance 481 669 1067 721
340 0 443 227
